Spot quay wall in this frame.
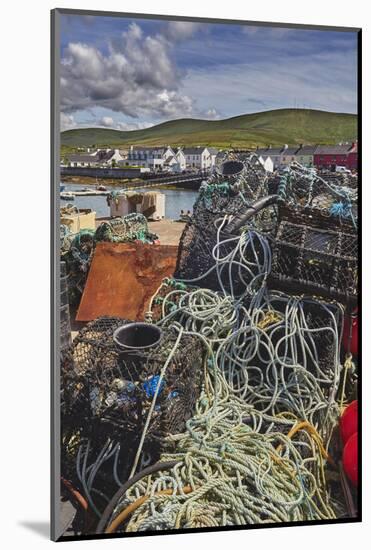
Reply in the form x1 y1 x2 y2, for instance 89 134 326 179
60 167 142 179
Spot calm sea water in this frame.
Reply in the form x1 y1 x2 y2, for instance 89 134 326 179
61 182 198 220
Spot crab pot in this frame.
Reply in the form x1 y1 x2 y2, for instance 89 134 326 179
176 188 274 294
60 316 204 485
277 168 357 233
269 220 357 305
244 293 343 385
175 155 277 293
61 229 95 306
176 222 267 295
94 213 157 244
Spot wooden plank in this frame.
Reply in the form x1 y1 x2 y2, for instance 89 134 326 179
76 242 178 322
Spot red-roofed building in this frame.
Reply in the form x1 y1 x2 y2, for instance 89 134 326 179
347 142 358 171
313 144 351 170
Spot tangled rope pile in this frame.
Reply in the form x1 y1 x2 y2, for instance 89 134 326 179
99 314 342 533
216 293 343 439
100 279 346 532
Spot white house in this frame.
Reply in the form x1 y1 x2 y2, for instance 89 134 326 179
163 154 182 172
280 145 301 167
258 155 274 173
124 145 187 172
174 149 186 171
66 148 125 167
181 147 217 170
127 146 169 169
114 145 218 172
256 146 285 170
65 154 100 167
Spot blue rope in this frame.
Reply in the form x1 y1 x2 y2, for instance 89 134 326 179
329 202 352 219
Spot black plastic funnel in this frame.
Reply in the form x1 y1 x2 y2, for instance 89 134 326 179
113 323 162 351
218 160 244 178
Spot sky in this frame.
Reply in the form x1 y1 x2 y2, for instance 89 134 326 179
60 14 358 131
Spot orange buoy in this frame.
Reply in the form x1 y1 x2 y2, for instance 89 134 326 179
342 432 358 486
340 400 358 445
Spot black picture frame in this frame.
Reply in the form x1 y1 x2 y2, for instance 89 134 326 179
51 8 362 542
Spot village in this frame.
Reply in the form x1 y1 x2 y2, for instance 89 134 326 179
61 141 358 173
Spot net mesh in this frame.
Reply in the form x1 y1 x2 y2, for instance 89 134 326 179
277 163 358 231
175 152 275 292
94 213 157 244
61 317 204 482
269 221 357 302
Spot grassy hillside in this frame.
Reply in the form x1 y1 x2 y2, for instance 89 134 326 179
61 109 357 150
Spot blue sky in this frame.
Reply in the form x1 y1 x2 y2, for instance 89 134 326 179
60 14 358 131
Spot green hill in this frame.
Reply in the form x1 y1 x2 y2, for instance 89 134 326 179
61 108 357 150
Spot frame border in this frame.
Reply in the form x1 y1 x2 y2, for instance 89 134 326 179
51 7 362 542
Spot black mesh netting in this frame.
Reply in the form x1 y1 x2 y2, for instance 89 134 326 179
175 153 276 292
61 317 204 482
61 229 96 305
94 213 157 244
269 221 357 303
277 164 358 232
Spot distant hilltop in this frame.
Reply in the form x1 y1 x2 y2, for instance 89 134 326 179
61 108 357 149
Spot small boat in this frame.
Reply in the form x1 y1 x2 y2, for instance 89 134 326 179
61 191 75 201
95 176 107 192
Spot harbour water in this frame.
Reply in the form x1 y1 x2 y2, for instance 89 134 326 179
61 182 198 220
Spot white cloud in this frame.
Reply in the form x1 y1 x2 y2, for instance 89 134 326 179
60 113 77 130
99 116 114 127
75 116 154 131
241 26 295 39
115 120 154 131
163 21 202 42
202 108 221 120
61 22 196 120
241 26 260 36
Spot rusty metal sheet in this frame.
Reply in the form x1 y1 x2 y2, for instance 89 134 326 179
76 242 178 322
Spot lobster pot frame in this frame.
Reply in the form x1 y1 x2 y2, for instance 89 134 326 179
61 317 204 482
214 150 269 195
175 153 275 292
176 221 270 296
269 221 357 304
94 213 157 244
278 203 356 233
318 170 358 190
278 164 358 232
61 229 95 305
